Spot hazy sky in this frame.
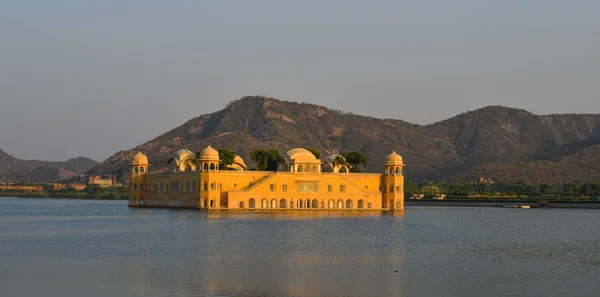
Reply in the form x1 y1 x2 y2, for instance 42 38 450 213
1 1 599 161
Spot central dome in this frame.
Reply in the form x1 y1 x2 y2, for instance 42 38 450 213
199 145 220 160
286 148 318 162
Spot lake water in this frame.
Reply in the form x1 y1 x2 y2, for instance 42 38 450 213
1 198 599 297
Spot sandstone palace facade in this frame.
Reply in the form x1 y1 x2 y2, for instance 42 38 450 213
128 146 405 211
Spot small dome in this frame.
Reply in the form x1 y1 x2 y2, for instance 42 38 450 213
131 152 149 165
199 145 220 160
385 151 404 165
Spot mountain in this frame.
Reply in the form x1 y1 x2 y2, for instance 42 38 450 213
0 150 99 183
86 96 600 184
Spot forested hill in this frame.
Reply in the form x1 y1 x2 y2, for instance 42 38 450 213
86 96 600 184
0 149 98 183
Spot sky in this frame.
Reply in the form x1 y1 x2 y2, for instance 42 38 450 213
1 0 599 162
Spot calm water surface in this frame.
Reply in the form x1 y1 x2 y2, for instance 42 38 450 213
1 198 599 297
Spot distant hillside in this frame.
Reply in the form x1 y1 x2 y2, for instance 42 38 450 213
86 96 600 184
0 149 98 183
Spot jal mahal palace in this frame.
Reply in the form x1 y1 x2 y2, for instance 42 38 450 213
128 146 405 211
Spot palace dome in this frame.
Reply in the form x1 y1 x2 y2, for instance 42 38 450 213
172 149 196 162
385 151 404 165
234 155 246 167
323 153 344 164
199 145 220 160
286 148 319 163
131 152 149 165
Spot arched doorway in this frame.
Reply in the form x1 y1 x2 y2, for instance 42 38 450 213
298 199 303 208
261 199 268 208
358 199 364 209
312 199 318 208
328 199 335 208
280 199 287 208
240 201 245 208
271 199 278 208
337 199 344 208
346 199 353 209
249 198 256 208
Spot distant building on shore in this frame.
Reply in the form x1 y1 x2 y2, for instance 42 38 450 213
81 174 119 188
128 146 406 211
479 177 495 184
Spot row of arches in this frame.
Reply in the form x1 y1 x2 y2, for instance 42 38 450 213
384 199 403 210
385 166 403 175
241 198 372 209
131 166 148 174
201 162 219 172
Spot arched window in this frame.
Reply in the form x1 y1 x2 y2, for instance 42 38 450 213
290 200 295 208
329 199 335 208
271 199 278 208
396 185 400 192
368 202 372 209
312 199 318 208
321 200 325 208
298 165 304 173
203 163 208 171
135 167 139 174
280 199 287 208
358 199 364 209
395 167 400 174
239 201 245 208
312 165 318 173
346 199 353 209
339 167 347 173
210 182 216 190
389 184 394 193
210 163 215 170
261 199 268 208
186 165 192 172
203 182 208 191
337 199 344 208
140 167 145 173
298 199 303 208
249 198 256 208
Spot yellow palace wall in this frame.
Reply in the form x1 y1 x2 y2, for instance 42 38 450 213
130 170 403 211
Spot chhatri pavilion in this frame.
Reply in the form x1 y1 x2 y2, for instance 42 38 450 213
129 146 405 211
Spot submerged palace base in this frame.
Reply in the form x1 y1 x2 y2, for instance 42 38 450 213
129 147 406 211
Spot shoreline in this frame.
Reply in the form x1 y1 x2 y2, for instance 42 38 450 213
406 200 600 209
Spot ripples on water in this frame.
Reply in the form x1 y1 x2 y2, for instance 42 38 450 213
1 198 599 297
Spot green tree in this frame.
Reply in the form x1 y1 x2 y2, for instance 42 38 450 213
540 183 555 196
341 152 367 168
526 184 540 197
563 182 579 196
404 180 415 197
217 148 237 170
250 148 281 171
580 183 593 196
475 182 492 195
84 184 103 193
305 147 321 159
